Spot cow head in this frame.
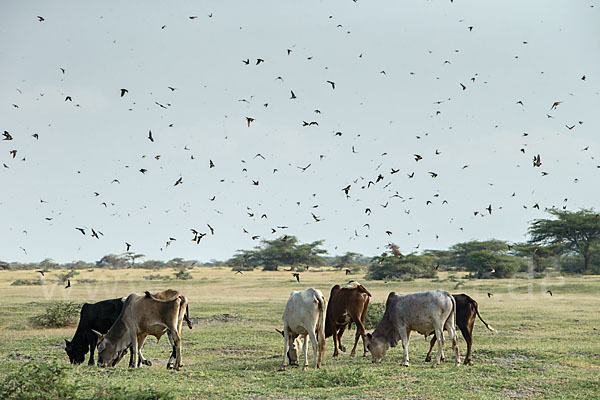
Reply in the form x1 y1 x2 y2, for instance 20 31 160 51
276 329 301 366
64 339 86 365
93 330 118 367
365 333 389 363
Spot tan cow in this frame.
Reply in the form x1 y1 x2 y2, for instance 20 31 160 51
94 289 189 370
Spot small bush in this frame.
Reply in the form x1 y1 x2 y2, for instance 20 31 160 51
90 386 175 400
173 267 192 280
363 302 385 330
11 279 44 286
56 270 79 284
288 367 375 388
0 360 76 400
143 274 170 280
30 301 81 328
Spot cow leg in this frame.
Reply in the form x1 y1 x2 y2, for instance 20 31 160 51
138 335 152 366
360 298 370 357
337 325 347 353
331 326 340 357
88 335 96 365
446 320 460 367
169 327 183 371
307 330 318 369
350 317 366 357
166 329 176 369
462 320 475 365
400 329 411 367
129 334 138 368
425 335 436 362
432 327 444 368
280 328 289 371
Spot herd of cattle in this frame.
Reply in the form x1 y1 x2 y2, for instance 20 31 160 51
64 282 495 371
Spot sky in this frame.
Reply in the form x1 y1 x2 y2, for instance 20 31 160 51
1 0 599 264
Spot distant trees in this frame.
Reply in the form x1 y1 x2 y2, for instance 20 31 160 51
228 236 327 271
366 253 438 281
449 240 525 278
529 209 600 274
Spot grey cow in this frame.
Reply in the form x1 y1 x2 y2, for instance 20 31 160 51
365 290 460 367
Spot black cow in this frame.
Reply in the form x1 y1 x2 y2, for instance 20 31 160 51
65 298 127 365
424 293 496 365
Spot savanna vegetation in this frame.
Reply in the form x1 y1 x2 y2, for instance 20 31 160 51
0 267 598 399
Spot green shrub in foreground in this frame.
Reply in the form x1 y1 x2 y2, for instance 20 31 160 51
0 361 75 400
30 301 81 328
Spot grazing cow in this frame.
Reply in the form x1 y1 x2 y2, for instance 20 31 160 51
280 288 326 371
425 293 496 365
95 289 189 370
325 281 371 357
365 290 460 367
65 297 128 365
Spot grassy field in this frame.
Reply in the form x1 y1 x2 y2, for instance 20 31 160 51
0 267 599 399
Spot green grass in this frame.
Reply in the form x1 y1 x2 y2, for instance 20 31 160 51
1 268 599 399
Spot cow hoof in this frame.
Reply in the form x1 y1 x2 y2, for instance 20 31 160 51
142 360 152 366
332 353 339 358
402 362 410 367
431 363 439 368
425 357 431 362
339 346 346 352
350 351 356 357
279 366 286 372
465 359 473 366
175 366 182 371
302 366 308 371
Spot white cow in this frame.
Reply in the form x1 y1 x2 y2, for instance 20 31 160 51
280 288 326 370
365 289 460 368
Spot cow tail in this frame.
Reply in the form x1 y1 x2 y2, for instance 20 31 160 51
316 294 326 365
471 298 496 333
184 302 192 329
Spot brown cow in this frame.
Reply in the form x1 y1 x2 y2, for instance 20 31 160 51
325 281 371 357
424 293 496 365
94 289 189 370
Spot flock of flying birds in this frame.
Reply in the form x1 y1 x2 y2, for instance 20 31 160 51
1 7 597 264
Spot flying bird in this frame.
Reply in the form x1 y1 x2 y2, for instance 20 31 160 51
76 227 86 235
125 242 131 251
37 270 45 276
256 58 264 65
246 117 255 127
148 130 154 142
37 16 45 22
290 90 296 99
547 290 553 296
414 154 422 162
120 88 128 97
65 280 71 289
487 292 493 298
326 80 335 89
174 177 183 186
549 101 562 110
2 131 12 140
292 273 300 282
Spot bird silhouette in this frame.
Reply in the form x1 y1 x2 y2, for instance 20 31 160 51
344 268 351 275
174 177 183 186
120 89 128 97
487 292 493 298
547 290 553 296
290 90 297 99
37 270 45 276
76 227 86 235
148 130 154 142
65 279 71 289
125 242 131 251
292 273 300 282
326 80 335 89
246 117 255 127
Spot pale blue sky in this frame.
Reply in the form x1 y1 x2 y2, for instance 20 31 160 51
1 0 599 263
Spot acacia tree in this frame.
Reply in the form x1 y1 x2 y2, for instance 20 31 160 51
529 209 600 274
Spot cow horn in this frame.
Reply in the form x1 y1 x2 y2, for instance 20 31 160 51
91 329 103 338
275 328 284 337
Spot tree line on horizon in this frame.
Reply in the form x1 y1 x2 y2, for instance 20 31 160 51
2 209 600 279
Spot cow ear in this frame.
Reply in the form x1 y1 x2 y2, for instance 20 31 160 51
366 333 372 339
